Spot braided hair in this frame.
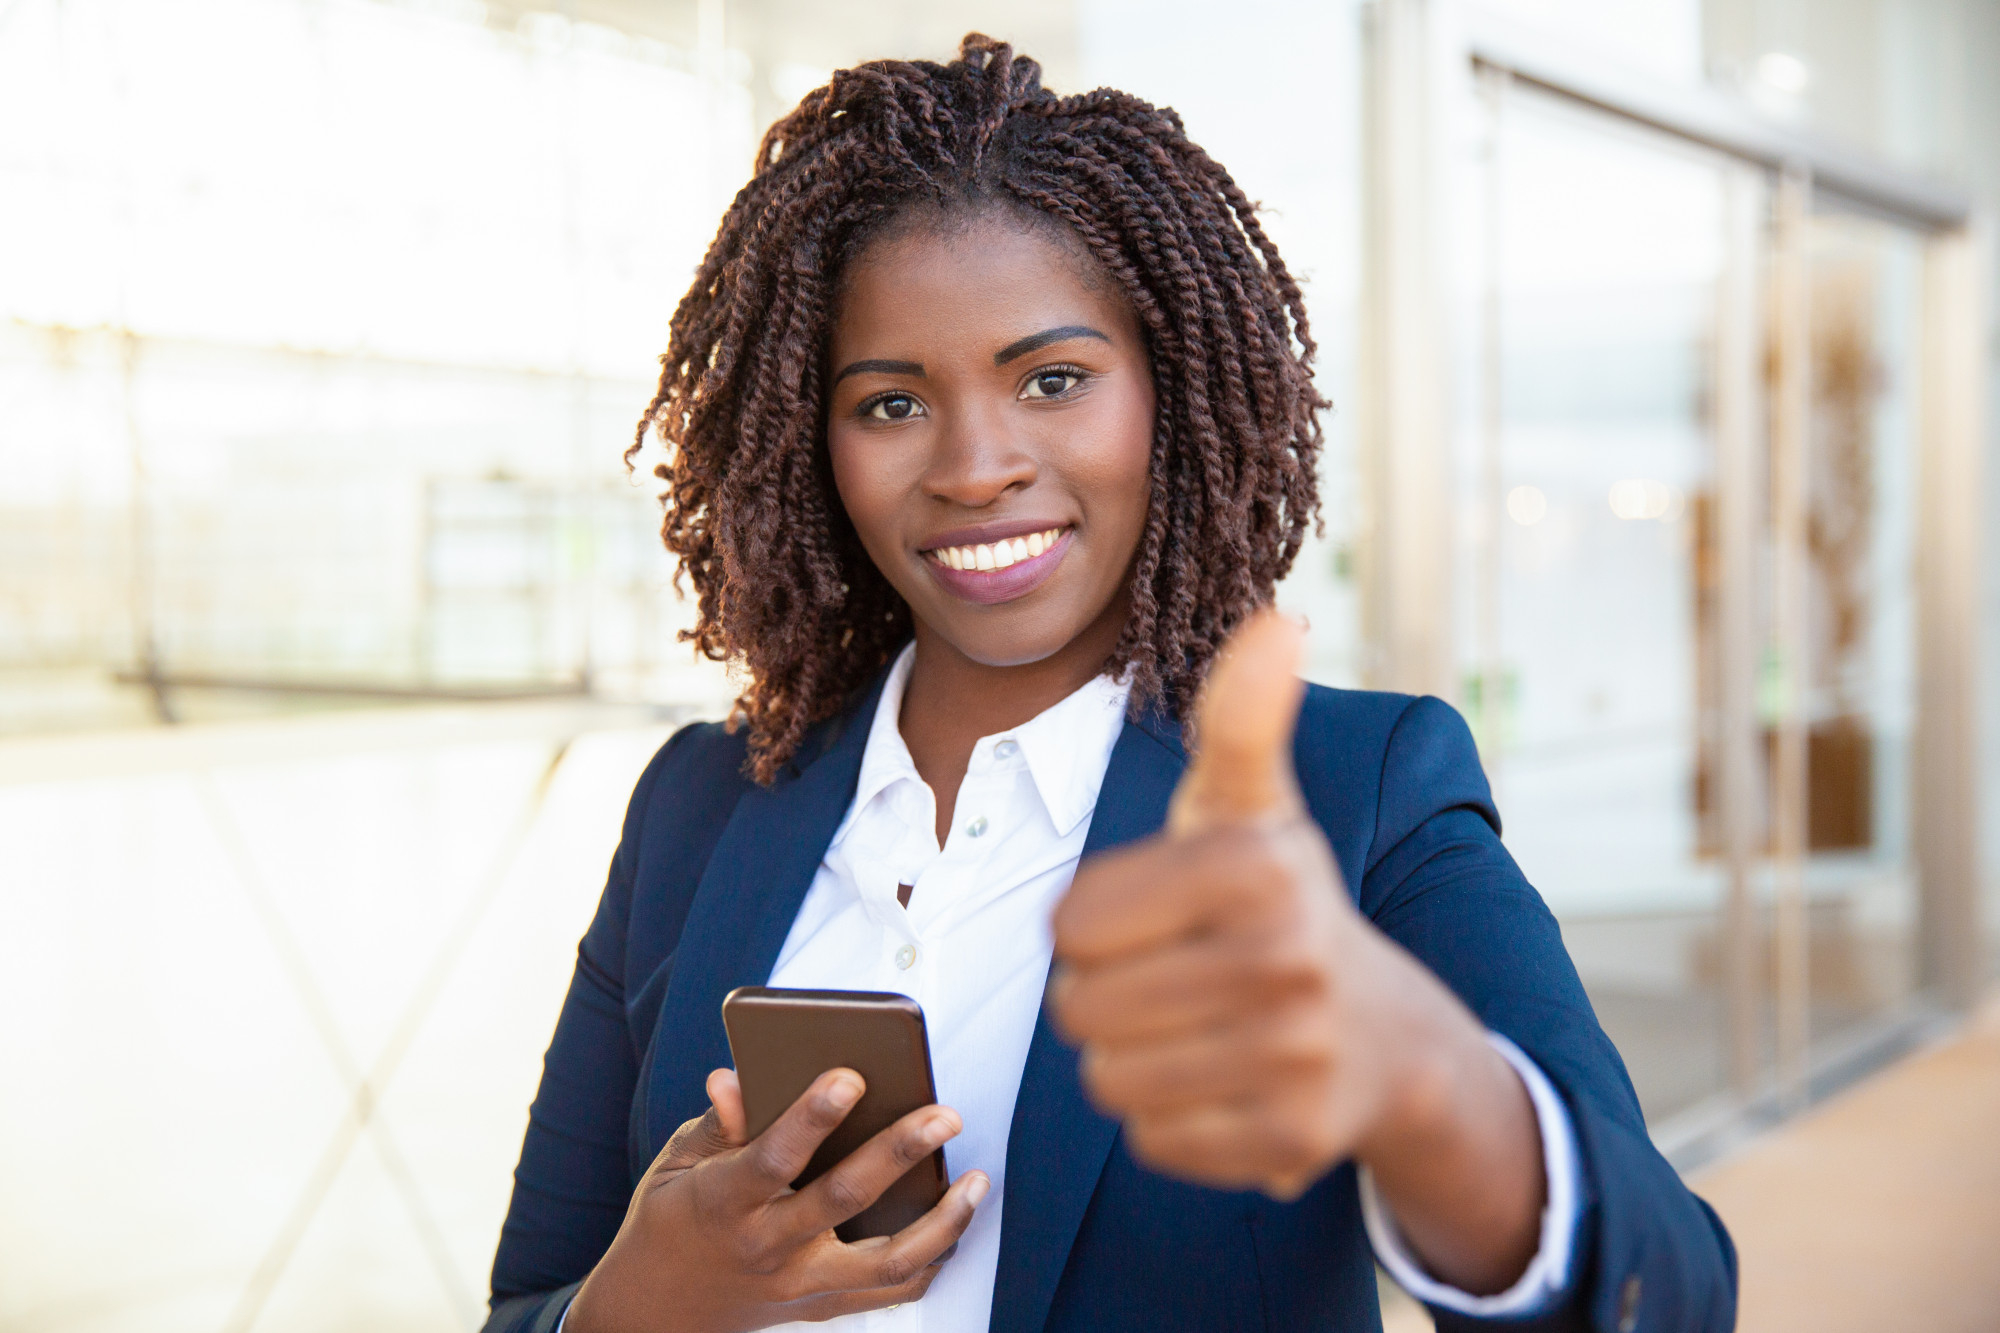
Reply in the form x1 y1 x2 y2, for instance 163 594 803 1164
631 34 1325 783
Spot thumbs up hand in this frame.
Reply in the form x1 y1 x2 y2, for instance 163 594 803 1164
1051 612 1545 1286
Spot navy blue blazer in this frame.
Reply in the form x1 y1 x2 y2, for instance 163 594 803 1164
484 679 1736 1333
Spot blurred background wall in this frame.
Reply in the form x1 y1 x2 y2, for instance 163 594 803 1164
1 1 1995 1330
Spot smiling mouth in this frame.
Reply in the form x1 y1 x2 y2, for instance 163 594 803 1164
923 526 1070 572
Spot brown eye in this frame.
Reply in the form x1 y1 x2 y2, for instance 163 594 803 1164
866 393 922 421
1023 369 1081 399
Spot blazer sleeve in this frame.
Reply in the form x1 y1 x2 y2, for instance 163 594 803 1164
480 729 692 1333
1354 695 1737 1333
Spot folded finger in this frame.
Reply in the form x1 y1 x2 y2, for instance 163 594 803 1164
776 1259 946 1322
1123 1102 1283 1192
1054 826 1295 966
1080 1009 1331 1116
815 1169 990 1295
772 1104 962 1244
1054 928 1323 1045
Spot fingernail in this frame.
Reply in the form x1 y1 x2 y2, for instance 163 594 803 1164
825 1075 862 1110
964 1172 990 1206
922 1114 958 1147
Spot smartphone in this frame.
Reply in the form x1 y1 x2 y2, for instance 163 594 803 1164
721 986 949 1242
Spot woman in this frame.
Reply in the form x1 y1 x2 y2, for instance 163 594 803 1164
486 36 1735 1333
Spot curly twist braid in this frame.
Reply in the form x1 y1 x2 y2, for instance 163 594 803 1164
631 34 1325 783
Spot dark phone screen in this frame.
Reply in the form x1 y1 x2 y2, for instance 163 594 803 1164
721 986 949 1241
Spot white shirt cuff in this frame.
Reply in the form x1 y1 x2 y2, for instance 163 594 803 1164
1359 1032 1581 1318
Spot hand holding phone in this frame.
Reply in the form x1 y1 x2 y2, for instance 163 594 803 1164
723 987 951 1241
563 1037 989 1333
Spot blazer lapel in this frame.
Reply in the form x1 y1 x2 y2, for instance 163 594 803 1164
642 676 885 1152
989 709 1186 1333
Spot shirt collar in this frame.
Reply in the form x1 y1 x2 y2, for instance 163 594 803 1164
1009 669 1131 838
839 642 1133 844
837 643 927 846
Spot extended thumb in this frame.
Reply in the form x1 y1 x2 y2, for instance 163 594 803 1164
1168 609 1307 834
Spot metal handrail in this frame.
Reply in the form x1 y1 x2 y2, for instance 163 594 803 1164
1463 8 1974 231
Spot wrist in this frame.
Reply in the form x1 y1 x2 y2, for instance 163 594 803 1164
1354 1020 1546 1293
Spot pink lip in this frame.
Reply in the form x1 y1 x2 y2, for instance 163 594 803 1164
922 529 1074 606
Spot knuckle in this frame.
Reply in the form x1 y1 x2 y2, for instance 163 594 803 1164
1268 1015 1333 1072
893 1124 940 1168
723 1218 769 1265
823 1170 872 1220
804 1093 848 1131
1246 938 1310 985
875 1249 922 1288
751 1135 801 1185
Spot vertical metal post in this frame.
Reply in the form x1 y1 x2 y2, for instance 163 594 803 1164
1358 0 1457 700
1715 163 1767 1097
1769 164 1813 1108
1914 221 1988 1007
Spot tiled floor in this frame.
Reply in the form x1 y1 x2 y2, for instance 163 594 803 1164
1385 992 2000 1333
1694 993 2000 1333
0 704 688 1333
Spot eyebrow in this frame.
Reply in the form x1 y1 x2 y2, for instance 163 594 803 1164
994 325 1111 366
832 358 925 385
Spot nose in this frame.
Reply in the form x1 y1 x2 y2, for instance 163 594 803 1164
921 398 1037 508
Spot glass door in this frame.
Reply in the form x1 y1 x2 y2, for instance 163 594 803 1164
1456 78 1937 1131
1782 209 1926 1051
1455 84 1738 1125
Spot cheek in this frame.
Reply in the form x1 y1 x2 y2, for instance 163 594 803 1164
1083 377 1156 541
828 431 899 549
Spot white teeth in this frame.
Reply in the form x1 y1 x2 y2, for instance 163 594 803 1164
930 527 1066 572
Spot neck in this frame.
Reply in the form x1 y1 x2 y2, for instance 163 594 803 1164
897 597 1128 847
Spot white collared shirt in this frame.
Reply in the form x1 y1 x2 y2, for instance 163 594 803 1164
566 643 1581 1330
759 643 1132 1333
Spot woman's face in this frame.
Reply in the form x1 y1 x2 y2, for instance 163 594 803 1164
826 212 1155 670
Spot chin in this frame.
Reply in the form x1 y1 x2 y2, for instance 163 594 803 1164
926 606 1087 670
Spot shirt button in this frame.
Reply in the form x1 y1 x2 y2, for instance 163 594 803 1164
966 815 989 838
994 739 1019 759
895 944 918 970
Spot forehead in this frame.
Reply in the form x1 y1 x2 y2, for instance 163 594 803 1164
831 211 1136 356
